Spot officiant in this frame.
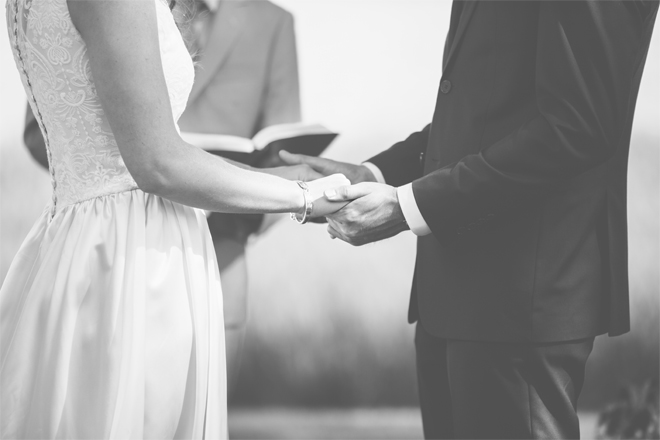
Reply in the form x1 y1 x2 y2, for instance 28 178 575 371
23 0 301 400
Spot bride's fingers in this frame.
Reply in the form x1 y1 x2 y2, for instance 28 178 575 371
306 174 350 200
299 165 324 181
310 197 349 217
324 183 372 202
326 173 351 188
307 174 351 217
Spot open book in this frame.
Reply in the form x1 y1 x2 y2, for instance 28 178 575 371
181 122 338 166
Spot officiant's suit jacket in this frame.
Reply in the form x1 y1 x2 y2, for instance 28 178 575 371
177 1 300 140
369 0 658 343
177 0 301 244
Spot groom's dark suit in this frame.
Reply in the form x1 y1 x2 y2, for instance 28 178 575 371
368 1 658 438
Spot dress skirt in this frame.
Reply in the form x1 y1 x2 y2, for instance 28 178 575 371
0 189 227 439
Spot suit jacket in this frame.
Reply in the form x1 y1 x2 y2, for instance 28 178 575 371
369 0 658 343
178 0 300 138
177 0 301 242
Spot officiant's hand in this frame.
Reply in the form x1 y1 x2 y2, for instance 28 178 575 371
279 151 376 184
324 182 409 246
255 146 286 168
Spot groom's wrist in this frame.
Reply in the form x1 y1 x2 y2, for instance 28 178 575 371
397 184 432 236
392 187 410 232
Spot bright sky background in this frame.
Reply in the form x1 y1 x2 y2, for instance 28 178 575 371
0 0 658 408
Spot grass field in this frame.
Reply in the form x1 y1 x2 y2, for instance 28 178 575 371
227 408 599 439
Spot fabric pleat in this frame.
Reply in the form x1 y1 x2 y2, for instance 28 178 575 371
0 190 227 439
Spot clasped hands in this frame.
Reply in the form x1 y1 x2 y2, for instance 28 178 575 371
278 150 409 246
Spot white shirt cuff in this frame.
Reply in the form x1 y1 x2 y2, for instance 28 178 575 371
362 162 386 184
397 183 432 236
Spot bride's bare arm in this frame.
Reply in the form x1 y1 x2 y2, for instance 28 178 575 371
66 0 334 215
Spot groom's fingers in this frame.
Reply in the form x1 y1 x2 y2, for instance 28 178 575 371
324 183 372 202
327 223 343 241
328 221 360 246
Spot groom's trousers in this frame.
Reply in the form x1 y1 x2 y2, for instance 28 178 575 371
415 322 594 439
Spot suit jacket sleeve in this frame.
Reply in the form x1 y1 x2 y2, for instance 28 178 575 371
367 124 431 187
258 10 301 128
412 1 658 240
24 104 49 169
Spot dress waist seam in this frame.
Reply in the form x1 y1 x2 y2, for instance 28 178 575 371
54 185 141 212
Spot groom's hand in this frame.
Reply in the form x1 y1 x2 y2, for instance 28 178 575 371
324 182 409 246
279 151 376 184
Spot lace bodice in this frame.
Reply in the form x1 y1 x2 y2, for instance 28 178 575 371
6 0 194 211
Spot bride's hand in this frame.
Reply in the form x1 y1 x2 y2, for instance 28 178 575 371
305 174 351 217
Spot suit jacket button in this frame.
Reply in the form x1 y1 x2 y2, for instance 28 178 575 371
440 80 452 94
419 152 425 164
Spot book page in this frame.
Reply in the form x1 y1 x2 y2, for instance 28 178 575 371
252 122 333 150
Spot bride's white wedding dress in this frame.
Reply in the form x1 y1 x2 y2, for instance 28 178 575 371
2 0 227 437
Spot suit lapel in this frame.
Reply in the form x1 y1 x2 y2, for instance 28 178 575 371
442 0 478 72
188 1 248 102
